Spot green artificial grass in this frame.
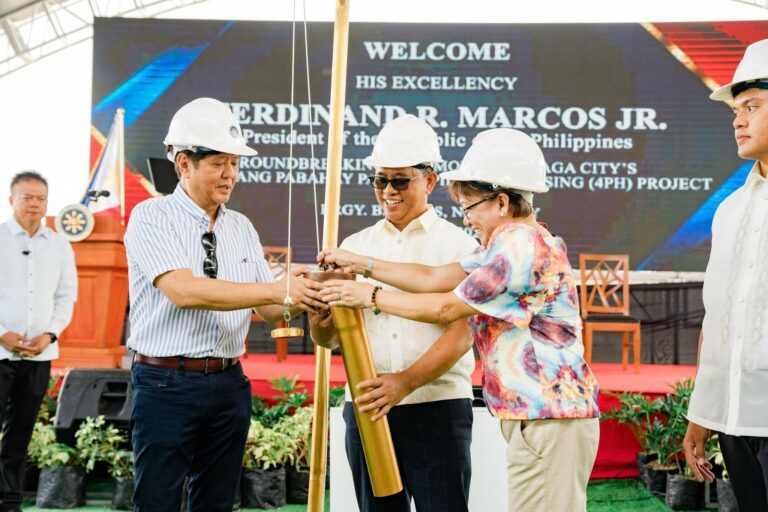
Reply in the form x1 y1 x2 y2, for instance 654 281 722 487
587 479 673 511
22 479 329 512
21 500 329 512
21 479 711 511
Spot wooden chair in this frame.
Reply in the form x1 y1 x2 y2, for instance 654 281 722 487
579 254 641 372
245 247 291 361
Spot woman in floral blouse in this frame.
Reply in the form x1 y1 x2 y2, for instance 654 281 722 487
318 128 599 512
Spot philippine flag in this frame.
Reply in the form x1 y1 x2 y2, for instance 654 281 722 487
83 109 125 217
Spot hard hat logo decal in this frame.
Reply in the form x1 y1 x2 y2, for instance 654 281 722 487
163 98 257 158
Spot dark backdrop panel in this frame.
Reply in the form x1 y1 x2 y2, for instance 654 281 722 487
92 18 768 269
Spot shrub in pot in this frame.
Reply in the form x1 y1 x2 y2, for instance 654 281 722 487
666 468 705 510
253 376 310 428
24 376 62 497
241 419 295 509
716 478 738 512
643 417 679 495
603 390 663 485
642 379 697 496
109 450 135 510
712 440 739 512
26 421 53 493
75 415 126 473
275 407 312 503
73 415 133 510
661 379 711 509
29 423 85 509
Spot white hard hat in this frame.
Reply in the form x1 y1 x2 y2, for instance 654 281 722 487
164 98 257 161
363 114 443 168
710 39 768 102
442 128 549 200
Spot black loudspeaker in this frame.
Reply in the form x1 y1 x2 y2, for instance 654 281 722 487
55 369 132 445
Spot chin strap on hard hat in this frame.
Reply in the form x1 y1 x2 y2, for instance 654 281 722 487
513 189 534 206
167 145 221 162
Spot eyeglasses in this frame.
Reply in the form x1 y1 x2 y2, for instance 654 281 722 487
368 170 429 191
201 231 218 279
461 196 496 219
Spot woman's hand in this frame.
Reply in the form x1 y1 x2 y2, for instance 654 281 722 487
320 280 374 308
355 374 413 421
308 307 337 349
317 248 367 274
273 268 328 312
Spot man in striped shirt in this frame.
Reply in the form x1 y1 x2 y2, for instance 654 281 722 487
124 98 325 512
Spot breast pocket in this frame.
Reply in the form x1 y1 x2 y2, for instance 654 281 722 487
227 238 258 283
235 254 256 283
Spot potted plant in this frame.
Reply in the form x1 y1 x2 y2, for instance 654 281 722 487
109 450 134 510
24 375 62 494
26 420 50 495
29 422 86 509
638 379 695 498
642 415 680 495
666 466 706 510
653 379 708 510
603 390 662 485
75 415 126 473
274 407 313 503
329 385 346 408
711 439 739 512
254 376 311 428
73 415 133 510
241 419 295 509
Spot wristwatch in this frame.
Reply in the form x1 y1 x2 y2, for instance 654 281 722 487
363 257 374 278
44 332 58 344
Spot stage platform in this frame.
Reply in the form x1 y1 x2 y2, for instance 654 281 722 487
241 354 697 480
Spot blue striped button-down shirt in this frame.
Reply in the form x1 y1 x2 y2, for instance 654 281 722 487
124 184 273 358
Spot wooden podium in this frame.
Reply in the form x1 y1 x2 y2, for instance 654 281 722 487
47 216 128 368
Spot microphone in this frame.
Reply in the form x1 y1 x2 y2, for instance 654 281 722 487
86 190 111 198
22 250 30 256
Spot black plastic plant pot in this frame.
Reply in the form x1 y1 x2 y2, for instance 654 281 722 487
645 463 676 496
636 452 658 487
111 476 134 510
36 466 86 509
716 478 739 512
286 467 310 504
241 467 286 509
665 473 705 510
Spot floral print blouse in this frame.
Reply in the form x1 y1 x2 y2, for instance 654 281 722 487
454 222 599 420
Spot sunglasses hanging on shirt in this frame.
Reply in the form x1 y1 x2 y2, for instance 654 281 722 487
201 231 218 279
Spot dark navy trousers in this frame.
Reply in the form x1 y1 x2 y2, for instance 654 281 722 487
130 361 251 512
344 398 473 512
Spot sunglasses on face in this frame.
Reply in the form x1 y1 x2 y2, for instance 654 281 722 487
368 169 430 191
201 231 218 279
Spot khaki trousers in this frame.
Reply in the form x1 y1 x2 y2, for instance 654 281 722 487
500 417 600 512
